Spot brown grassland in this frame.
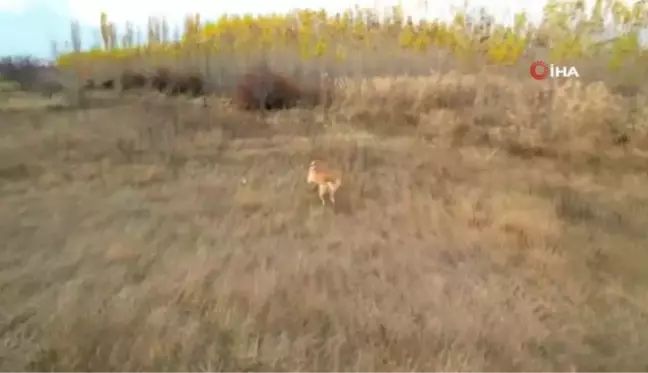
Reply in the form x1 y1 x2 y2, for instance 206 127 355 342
3 47 648 371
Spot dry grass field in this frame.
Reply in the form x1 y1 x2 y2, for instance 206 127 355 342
2 69 648 371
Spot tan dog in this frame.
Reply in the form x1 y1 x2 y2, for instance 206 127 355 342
307 160 342 206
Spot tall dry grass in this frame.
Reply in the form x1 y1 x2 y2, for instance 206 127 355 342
2 3 648 370
2 63 648 370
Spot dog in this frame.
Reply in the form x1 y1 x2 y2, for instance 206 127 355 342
307 160 342 206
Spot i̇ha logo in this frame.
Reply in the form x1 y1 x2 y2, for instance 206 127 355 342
530 60 579 80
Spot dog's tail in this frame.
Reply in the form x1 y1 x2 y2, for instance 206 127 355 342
326 177 342 191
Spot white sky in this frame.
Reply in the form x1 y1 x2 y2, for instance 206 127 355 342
0 0 31 12
72 0 543 23
0 0 641 30
62 0 546 26
63 0 542 23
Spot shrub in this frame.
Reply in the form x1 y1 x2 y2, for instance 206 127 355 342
0 56 63 96
232 66 305 111
121 70 148 91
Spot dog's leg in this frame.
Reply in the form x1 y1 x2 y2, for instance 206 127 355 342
318 184 327 205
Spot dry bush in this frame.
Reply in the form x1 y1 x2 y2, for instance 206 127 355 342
232 65 331 111
147 67 205 97
120 70 148 91
168 73 205 97
149 67 173 93
100 79 115 89
332 71 647 160
0 56 61 95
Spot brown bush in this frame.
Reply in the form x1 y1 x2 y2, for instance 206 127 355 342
149 67 173 93
100 79 114 90
232 67 304 111
168 73 204 97
147 67 203 97
120 70 147 91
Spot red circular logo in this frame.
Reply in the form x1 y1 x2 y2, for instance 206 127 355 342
530 61 549 80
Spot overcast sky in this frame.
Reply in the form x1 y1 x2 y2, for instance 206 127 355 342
32 0 545 24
